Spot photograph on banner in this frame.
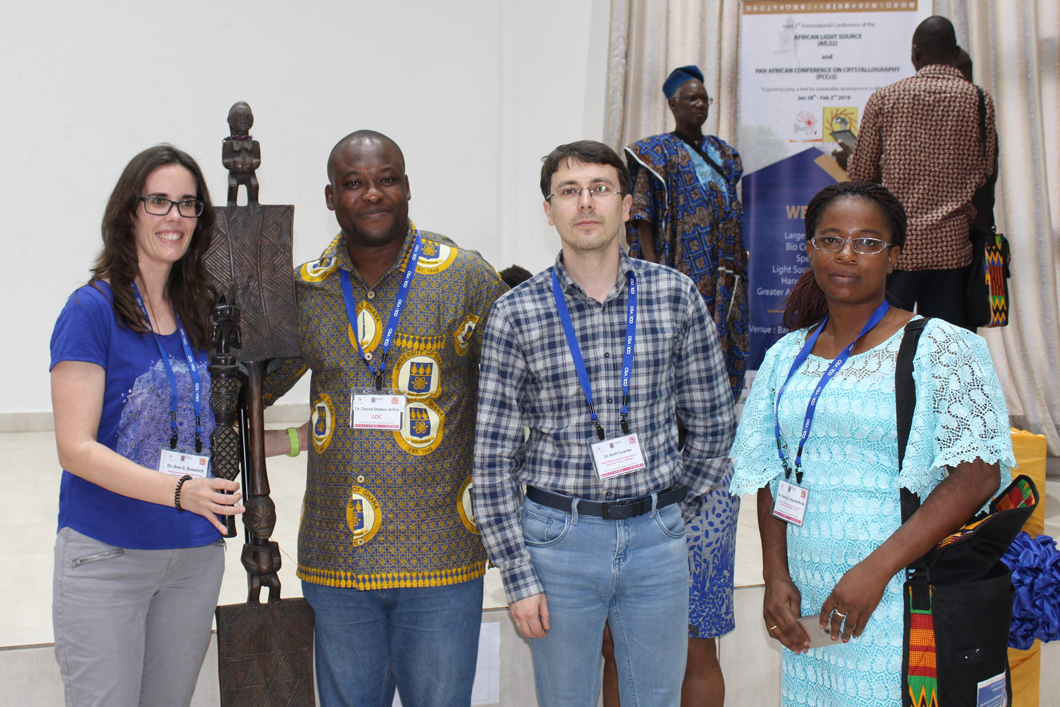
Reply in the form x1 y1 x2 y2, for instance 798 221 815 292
737 0 927 379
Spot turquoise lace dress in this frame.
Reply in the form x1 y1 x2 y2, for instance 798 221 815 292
730 318 1014 707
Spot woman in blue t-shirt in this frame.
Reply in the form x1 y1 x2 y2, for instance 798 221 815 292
50 145 244 706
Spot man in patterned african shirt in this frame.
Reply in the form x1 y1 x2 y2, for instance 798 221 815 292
263 130 507 707
625 65 749 401
846 16 996 330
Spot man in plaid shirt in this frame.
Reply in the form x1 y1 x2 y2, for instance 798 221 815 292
473 140 736 705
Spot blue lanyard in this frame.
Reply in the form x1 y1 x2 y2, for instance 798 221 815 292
132 283 205 453
339 230 422 390
551 267 638 441
774 302 889 483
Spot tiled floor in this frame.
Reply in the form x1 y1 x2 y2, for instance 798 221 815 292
3 422 1058 660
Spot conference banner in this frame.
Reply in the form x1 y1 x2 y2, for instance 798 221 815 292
738 0 925 376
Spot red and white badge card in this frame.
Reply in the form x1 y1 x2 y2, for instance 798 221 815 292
158 449 210 478
351 389 405 430
772 479 809 526
590 434 647 479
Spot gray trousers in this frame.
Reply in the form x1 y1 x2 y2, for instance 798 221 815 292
53 527 225 707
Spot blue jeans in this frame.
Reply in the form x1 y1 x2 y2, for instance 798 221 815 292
523 497 689 706
302 576 483 707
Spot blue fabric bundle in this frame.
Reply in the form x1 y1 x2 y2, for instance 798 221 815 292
1001 531 1060 649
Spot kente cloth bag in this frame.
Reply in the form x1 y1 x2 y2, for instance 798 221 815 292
966 227 1011 328
966 86 1011 329
895 318 1037 707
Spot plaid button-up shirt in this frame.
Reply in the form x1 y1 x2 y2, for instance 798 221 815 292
473 249 736 603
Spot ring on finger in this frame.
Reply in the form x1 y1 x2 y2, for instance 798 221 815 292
767 624 778 632
832 609 847 618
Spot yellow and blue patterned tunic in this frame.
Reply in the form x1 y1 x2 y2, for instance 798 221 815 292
264 222 507 589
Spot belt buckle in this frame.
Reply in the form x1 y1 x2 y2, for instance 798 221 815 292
601 502 612 520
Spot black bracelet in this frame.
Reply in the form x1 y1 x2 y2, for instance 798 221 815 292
174 474 193 512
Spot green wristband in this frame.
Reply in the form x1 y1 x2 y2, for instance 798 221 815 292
286 427 299 457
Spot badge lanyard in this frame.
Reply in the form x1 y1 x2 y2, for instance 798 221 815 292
774 301 889 484
551 268 637 441
339 230 422 391
132 283 205 453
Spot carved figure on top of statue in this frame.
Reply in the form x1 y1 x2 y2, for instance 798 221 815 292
206 103 299 362
223 101 261 206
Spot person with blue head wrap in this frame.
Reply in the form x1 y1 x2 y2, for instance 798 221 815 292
601 65 747 707
662 65 705 99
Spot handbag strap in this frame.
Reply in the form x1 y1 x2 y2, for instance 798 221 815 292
896 317 928 481
896 318 931 578
976 87 986 157
898 317 932 546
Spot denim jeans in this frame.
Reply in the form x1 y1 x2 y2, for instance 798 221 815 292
302 576 483 707
522 496 689 706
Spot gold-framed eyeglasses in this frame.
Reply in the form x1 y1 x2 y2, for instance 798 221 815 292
140 196 205 218
678 95 713 107
810 235 892 255
547 185 623 203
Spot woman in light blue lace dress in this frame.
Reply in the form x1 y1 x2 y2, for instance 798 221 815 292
729 182 1014 707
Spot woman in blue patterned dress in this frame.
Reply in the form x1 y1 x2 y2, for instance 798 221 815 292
729 182 1013 706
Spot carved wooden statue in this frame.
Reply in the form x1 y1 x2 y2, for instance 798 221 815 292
206 103 313 707
222 101 261 206
207 297 242 538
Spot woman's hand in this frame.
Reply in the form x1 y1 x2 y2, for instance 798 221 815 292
764 574 810 653
757 487 811 652
819 559 892 643
179 477 243 534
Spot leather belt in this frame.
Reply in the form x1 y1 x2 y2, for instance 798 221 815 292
524 485 687 520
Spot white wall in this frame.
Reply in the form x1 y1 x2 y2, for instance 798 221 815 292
0 0 611 418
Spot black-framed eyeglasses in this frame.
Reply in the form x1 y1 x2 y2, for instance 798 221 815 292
140 196 204 218
810 235 892 255
546 185 623 203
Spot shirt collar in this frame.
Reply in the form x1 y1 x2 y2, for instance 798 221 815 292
330 220 417 288
552 247 636 304
915 64 964 81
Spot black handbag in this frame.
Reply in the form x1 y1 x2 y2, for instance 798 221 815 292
966 88 1011 328
895 318 1037 706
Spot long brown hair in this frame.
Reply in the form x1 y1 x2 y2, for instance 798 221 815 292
782 181 907 331
91 145 217 348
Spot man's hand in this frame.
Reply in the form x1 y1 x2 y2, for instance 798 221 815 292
509 593 550 639
831 144 852 171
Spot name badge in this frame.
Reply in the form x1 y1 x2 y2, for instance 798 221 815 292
590 433 647 479
772 479 809 526
351 389 406 430
158 448 210 478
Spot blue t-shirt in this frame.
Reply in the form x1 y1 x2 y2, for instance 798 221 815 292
49 282 220 549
